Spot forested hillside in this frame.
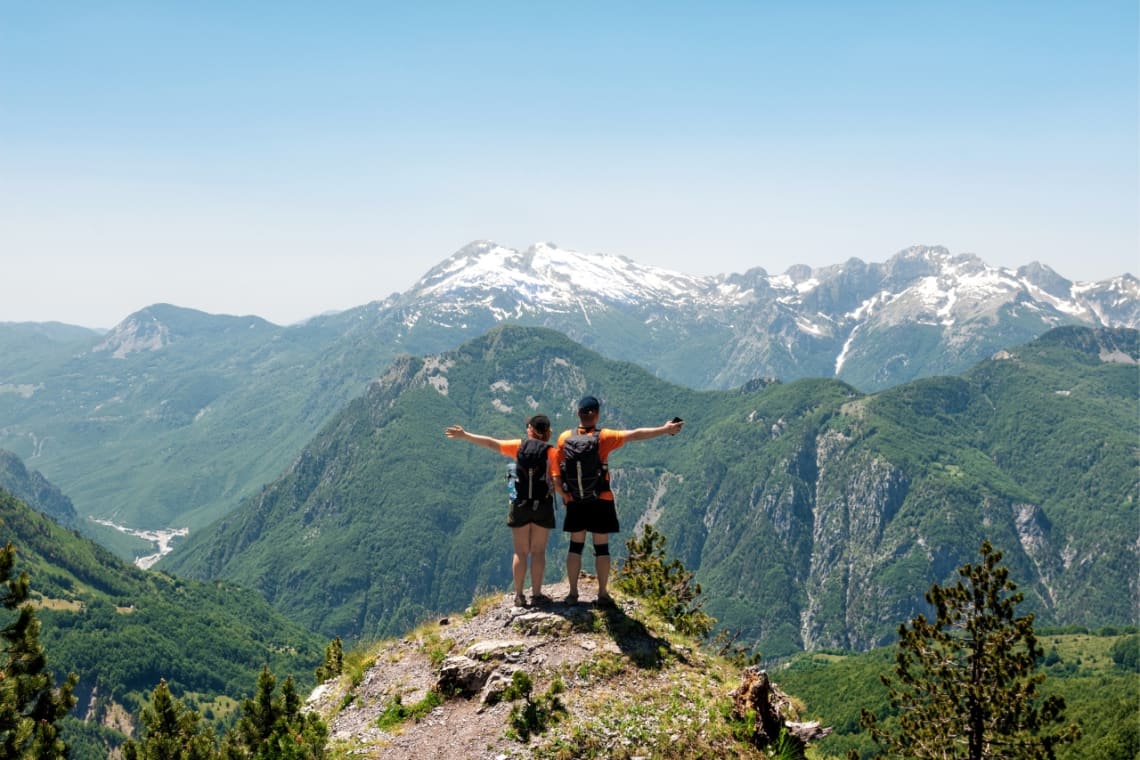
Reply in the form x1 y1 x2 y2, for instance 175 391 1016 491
161 325 1139 658
777 629 1139 759
0 487 326 753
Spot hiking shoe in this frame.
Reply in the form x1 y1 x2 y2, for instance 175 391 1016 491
563 592 579 605
513 594 528 608
596 593 617 608
531 593 552 605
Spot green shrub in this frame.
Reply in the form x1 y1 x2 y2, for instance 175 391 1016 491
375 690 444 731
1110 634 1140 672
502 671 567 742
615 524 714 639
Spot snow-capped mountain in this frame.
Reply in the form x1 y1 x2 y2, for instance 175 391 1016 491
3 240 1135 530
415 241 734 310
353 240 1137 391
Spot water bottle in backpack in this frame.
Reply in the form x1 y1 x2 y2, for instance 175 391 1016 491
506 461 518 502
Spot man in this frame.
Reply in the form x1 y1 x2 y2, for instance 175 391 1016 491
552 395 683 605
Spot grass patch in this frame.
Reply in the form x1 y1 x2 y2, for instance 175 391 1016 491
30 594 85 612
538 686 749 759
416 631 456 667
339 647 376 692
464 591 501 620
575 652 626 682
375 689 444 731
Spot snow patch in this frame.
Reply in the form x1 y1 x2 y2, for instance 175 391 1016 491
0 383 40 398
795 316 826 337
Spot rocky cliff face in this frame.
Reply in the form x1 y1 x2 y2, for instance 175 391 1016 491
645 329 1138 657
803 436 911 651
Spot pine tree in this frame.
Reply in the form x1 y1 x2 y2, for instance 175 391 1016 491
615 524 713 639
0 541 78 760
859 541 1080 759
225 666 327 759
234 666 278 753
313 638 342 683
121 679 218 760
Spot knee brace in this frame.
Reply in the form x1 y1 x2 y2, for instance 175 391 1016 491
593 543 610 557
568 541 585 556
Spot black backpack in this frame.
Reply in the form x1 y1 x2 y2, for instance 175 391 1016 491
561 429 606 499
510 438 552 506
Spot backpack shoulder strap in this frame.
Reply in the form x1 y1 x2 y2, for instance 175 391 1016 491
519 438 551 456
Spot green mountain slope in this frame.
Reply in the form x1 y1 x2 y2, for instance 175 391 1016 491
0 448 79 528
162 325 1138 659
163 326 710 638
669 326 1137 655
0 486 325 741
0 306 379 534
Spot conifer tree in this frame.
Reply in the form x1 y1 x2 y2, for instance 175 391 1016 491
616 524 713 638
313 638 342 683
859 541 1080 759
0 541 77 760
121 679 217 760
224 666 327 759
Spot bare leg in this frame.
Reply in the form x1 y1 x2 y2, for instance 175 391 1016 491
510 526 528 600
567 530 587 596
529 526 550 596
593 533 610 598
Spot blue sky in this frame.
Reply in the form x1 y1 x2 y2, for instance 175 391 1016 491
2 1 1136 327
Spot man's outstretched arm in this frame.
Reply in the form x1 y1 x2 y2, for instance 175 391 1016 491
623 419 684 442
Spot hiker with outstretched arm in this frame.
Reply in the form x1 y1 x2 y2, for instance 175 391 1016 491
445 415 559 608
552 396 684 606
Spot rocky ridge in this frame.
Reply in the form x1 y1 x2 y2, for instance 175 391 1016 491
307 576 824 759
357 241 1139 391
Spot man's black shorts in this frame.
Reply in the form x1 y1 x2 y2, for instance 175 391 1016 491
507 498 556 529
562 497 620 534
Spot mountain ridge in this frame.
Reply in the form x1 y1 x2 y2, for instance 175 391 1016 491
0 241 1135 541
320 241 1138 391
161 324 1139 658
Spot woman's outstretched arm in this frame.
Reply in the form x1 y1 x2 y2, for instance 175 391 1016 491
445 425 505 453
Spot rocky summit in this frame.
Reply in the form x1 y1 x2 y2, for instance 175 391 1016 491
306 574 825 759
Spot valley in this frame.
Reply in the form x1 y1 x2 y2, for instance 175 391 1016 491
88 517 188 569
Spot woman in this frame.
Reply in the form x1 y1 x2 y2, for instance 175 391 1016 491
445 414 559 607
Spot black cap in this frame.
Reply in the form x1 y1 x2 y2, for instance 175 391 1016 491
577 395 600 413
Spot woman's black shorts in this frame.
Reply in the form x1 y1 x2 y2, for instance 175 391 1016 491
507 498 556 529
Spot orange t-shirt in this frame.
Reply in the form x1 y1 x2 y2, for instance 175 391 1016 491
498 439 560 473
554 427 627 501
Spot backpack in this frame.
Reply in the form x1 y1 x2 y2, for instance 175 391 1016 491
509 438 552 506
561 429 607 499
